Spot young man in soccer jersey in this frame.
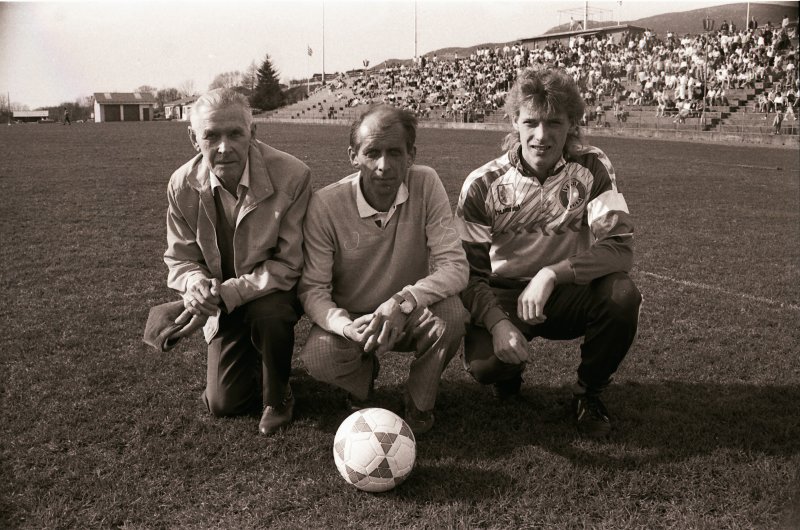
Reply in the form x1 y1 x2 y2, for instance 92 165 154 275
455 68 642 438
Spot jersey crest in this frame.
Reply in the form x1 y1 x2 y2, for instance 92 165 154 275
559 178 587 211
495 183 515 208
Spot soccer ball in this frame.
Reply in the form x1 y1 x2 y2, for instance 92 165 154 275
333 408 416 492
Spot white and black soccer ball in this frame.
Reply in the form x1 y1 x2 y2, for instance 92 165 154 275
333 408 416 492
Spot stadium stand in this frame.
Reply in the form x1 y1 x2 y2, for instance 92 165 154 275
265 18 799 137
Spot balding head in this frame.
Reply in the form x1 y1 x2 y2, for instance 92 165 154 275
349 105 418 153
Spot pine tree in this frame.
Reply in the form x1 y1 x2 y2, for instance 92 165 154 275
250 54 284 111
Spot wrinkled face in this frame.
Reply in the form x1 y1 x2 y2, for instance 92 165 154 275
188 104 254 183
348 117 416 209
513 106 572 178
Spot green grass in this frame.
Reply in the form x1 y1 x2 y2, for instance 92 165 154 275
1 122 799 529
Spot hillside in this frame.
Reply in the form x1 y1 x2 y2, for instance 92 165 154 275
619 1 796 35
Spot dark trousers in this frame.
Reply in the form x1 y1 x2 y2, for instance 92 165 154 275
203 290 300 416
464 272 641 392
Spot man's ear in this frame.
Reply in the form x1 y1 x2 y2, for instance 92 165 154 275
250 122 256 137
188 126 200 151
347 146 359 167
407 145 417 165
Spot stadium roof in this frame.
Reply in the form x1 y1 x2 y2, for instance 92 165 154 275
93 92 157 104
521 23 646 45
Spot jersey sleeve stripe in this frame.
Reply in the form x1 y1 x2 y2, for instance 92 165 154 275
455 217 492 244
587 189 629 226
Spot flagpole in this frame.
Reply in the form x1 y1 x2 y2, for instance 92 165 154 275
322 1 326 86
746 2 750 30
414 0 418 61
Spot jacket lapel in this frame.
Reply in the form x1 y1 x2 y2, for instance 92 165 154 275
238 141 274 224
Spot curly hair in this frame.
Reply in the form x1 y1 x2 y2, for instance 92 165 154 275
501 68 585 155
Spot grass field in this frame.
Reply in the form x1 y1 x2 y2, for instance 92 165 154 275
1 121 799 529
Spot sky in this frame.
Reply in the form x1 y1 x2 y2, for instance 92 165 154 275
1 0 735 109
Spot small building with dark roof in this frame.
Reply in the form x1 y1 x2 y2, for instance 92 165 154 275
12 110 51 123
93 92 157 122
163 96 198 121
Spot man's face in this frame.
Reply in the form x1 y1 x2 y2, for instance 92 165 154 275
513 106 572 178
188 104 254 183
348 116 416 208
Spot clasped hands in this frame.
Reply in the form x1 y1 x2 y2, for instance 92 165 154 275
343 297 406 355
490 268 556 365
173 278 222 339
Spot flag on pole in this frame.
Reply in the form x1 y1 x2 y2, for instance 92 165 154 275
307 46 313 57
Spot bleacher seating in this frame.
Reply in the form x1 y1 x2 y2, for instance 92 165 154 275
263 19 799 137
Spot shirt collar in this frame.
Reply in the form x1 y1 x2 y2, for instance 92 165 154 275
355 174 409 219
508 146 567 179
209 158 250 194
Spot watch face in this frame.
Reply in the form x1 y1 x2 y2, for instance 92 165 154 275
401 301 414 314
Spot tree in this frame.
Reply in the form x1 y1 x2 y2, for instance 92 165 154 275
250 54 284 111
242 60 259 91
178 80 196 98
209 70 242 90
135 85 158 96
156 87 181 108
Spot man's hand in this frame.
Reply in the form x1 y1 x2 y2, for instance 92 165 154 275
184 278 222 317
517 268 557 325
363 297 406 354
171 310 208 339
343 314 378 350
490 319 530 364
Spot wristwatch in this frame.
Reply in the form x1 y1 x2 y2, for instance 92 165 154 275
391 292 417 315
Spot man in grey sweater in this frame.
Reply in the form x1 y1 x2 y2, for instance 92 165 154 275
298 105 469 435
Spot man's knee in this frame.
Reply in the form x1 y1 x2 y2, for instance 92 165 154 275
427 296 469 345
204 388 252 417
466 355 524 385
463 326 524 385
299 327 361 380
595 273 642 324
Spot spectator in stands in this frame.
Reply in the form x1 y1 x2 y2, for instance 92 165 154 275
774 91 785 112
456 68 640 438
673 98 692 123
298 105 469 436
613 100 627 122
748 16 758 31
655 90 668 117
773 108 785 134
595 103 606 127
163 88 311 436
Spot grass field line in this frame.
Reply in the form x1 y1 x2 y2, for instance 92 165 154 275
638 270 800 311
630 156 786 171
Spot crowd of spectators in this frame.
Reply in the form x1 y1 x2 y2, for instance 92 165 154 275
319 15 798 126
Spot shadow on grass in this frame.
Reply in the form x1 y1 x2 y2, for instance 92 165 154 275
292 370 800 471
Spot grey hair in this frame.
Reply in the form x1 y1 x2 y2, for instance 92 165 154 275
190 88 252 128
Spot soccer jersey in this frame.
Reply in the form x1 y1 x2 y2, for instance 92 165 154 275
455 145 634 329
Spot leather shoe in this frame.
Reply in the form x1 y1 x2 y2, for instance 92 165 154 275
403 391 434 435
259 385 294 435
